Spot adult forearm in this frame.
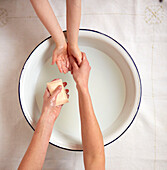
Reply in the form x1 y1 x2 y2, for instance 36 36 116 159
77 87 105 159
18 114 54 170
30 0 66 46
66 0 81 47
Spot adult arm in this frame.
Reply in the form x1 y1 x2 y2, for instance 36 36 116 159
67 0 82 65
18 83 69 170
70 53 105 170
18 113 56 170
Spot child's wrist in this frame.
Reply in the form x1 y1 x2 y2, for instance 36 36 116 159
53 33 67 48
68 42 78 49
56 41 67 49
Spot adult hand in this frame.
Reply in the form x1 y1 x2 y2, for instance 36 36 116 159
52 43 70 74
70 52 91 91
42 81 69 121
68 44 82 65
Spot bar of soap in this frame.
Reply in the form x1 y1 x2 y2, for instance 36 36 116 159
47 79 69 106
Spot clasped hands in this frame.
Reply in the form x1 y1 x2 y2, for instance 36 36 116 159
51 41 82 74
42 41 91 122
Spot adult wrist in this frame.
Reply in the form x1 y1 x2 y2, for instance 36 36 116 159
76 83 89 94
40 112 56 126
35 114 55 137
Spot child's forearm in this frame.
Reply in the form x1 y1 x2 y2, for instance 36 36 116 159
30 0 66 47
18 114 55 170
66 0 81 47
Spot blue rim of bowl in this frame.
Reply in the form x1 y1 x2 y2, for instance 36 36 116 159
18 29 142 152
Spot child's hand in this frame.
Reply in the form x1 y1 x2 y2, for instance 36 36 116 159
52 43 70 74
68 44 82 65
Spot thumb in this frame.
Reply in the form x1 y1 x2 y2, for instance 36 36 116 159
76 52 82 65
52 54 57 65
82 52 87 61
50 85 62 102
52 47 59 65
69 56 79 70
80 52 87 66
43 88 50 99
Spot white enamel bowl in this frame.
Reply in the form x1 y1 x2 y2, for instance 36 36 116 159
18 29 141 151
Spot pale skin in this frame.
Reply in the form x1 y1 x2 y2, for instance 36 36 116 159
70 53 105 170
18 82 69 170
18 54 105 170
30 0 82 73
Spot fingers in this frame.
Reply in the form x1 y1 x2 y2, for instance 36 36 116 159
69 56 79 71
76 52 83 65
65 89 69 99
52 55 56 65
68 62 72 71
48 82 69 105
52 78 59 82
63 56 70 73
66 56 70 70
67 55 72 71
56 60 63 73
59 56 69 74
76 57 82 66
68 63 72 72
49 85 62 102
65 89 69 93
50 81 67 90
82 52 87 61
62 64 68 74
80 52 90 66
52 48 59 65
43 88 50 99
52 54 65 73
63 82 69 98
63 82 67 87
60 56 67 74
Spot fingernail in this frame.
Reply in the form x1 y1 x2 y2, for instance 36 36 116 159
52 79 58 82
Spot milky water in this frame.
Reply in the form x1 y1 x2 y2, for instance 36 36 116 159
35 46 126 139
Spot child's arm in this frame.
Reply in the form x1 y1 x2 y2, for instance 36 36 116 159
30 0 69 73
67 0 82 65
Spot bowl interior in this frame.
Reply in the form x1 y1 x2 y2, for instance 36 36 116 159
19 30 141 150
